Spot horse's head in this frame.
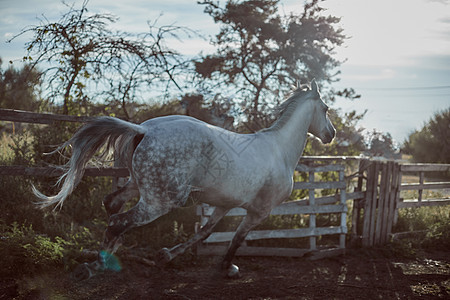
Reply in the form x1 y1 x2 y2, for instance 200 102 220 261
307 80 335 144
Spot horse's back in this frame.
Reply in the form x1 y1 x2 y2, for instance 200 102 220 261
140 114 206 129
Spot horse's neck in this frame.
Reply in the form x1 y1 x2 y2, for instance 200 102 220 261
266 101 313 169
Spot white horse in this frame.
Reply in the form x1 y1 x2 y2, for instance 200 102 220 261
33 79 335 278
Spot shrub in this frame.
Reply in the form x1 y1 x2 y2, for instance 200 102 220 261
422 218 450 250
393 206 450 252
0 222 63 277
0 221 101 278
403 108 450 164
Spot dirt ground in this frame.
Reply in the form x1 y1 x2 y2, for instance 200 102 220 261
1 248 449 300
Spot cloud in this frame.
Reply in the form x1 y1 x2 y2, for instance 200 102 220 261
325 0 450 68
426 0 449 4
344 68 396 82
3 32 13 39
418 54 450 71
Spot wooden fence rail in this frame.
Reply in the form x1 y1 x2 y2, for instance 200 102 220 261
0 108 94 124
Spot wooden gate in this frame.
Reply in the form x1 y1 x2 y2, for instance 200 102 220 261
351 160 450 247
360 160 400 246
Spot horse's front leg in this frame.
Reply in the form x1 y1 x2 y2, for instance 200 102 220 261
222 211 268 278
156 206 230 265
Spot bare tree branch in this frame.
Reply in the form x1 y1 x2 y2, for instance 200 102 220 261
8 0 194 117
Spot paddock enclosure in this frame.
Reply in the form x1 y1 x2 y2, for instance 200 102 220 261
1 108 449 259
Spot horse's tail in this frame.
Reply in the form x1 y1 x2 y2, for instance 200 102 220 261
32 117 146 210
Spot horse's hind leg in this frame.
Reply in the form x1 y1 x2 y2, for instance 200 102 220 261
74 196 170 280
156 206 230 265
102 196 171 254
103 179 139 216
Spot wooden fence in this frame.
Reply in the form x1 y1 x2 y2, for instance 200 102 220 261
197 158 450 256
1 108 449 257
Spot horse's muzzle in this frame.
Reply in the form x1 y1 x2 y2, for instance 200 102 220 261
321 125 336 144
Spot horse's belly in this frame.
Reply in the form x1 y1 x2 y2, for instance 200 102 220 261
194 169 266 206
196 187 253 208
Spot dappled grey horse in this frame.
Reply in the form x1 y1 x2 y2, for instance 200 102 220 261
33 79 335 278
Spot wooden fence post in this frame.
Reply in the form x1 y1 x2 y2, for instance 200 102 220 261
375 162 387 245
386 161 399 238
351 159 368 246
362 161 381 247
362 162 373 247
418 171 424 202
380 162 393 244
381 162 392 244
393 163 403 226
339 168 346 249
308 170 316 251
371 162 380 246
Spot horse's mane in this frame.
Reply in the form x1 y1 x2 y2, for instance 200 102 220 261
262 84 311 132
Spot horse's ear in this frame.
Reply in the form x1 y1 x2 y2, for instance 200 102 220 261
311 79 319 93
291 80 303 91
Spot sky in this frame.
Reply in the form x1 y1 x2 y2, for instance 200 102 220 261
0 0 449 144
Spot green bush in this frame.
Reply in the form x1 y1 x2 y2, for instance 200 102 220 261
422 219 450 250
0 222 63 277
394 206 448 233
0 221 101 278
393 206 450 252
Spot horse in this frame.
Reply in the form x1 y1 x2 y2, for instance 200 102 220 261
33 79 335 279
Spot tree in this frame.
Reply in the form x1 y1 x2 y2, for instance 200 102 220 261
365 129 399 159
9 0 188 118
195 0 346 130
0 58 42 112
403 109 450 163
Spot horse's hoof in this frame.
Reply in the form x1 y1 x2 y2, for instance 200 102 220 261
155 247 173 266
226 264 241 279
72 263 95 281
